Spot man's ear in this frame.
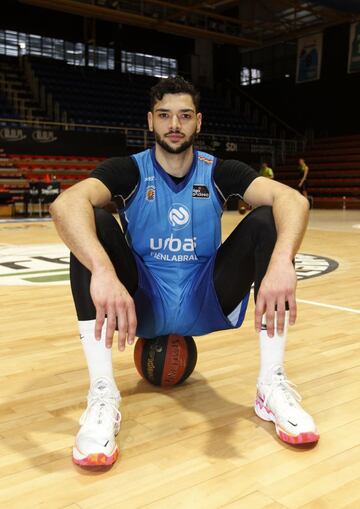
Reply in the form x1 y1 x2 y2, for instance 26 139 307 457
196 112 202 133
148 111 153 132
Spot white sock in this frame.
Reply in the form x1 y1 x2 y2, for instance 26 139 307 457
78 319 118 391
258 311 289 383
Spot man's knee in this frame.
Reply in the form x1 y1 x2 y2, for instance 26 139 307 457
94 206 117 228
94 207 121 244
245 206 276 239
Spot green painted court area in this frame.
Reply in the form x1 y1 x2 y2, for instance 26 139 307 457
23 273 70 283
0 268 69 278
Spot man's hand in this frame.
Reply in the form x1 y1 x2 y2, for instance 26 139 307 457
255 259 297 337
90 267 137 351
243 179 308 337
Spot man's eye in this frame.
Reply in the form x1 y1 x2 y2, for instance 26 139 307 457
159 113 168 118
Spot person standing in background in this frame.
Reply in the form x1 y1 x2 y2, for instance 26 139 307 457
260 161 274 179
298 158 309 199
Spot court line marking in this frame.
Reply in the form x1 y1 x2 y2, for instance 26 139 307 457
298 299 360 314
0 268 68 278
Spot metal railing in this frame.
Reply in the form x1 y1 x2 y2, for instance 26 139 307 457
0 116 305 160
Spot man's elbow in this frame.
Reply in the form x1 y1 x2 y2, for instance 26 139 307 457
49 191 68 220
299 191 310 208
49 196 58 219
290 188 309 211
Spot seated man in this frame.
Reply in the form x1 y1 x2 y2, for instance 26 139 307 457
50 76 319 467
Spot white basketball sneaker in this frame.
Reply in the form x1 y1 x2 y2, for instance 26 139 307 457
73 377 121 466
254 366 319 445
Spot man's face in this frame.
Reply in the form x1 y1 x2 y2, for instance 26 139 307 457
148 93 202 154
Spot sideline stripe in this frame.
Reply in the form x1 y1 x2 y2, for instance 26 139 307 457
0 218 52 224
298 298 360 314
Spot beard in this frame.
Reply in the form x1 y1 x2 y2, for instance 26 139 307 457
154 129 197 154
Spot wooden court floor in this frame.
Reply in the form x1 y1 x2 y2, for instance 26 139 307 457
0 210 359 509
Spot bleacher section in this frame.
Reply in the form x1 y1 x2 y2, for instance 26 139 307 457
200 89 263 136
2 135 360 216
10 155 102 184
0 55 47 124
0 152 104 216
29 56 263 136
30 57 148 129
276 134 360 209
0 91 20 122
0 56 20 121
1 56 359 214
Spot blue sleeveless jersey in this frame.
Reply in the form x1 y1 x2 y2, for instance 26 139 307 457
119 147 249 337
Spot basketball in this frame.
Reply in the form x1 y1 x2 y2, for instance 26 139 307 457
134 334 197 387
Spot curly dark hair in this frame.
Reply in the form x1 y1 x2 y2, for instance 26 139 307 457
149 75 200 112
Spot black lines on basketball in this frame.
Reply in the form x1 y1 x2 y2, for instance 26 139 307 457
134 335 197 387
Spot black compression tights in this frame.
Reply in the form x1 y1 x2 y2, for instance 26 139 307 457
70 208 138 320
70 206 277 320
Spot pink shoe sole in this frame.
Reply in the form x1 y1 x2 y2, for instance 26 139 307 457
277 428 320 444
73 448 119 467
255 396 320 445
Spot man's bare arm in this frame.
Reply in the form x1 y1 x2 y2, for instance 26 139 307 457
243 177 309 336
50 178 111 270
50 178 137 350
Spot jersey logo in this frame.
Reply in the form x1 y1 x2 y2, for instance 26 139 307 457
146 185 155 201
168 204 190 230
198 155 213 164
192 184 210 198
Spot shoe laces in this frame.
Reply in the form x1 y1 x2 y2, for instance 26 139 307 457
81 381 121 428
262 366 302 408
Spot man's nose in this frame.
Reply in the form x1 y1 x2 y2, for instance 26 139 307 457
170 114 181 130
